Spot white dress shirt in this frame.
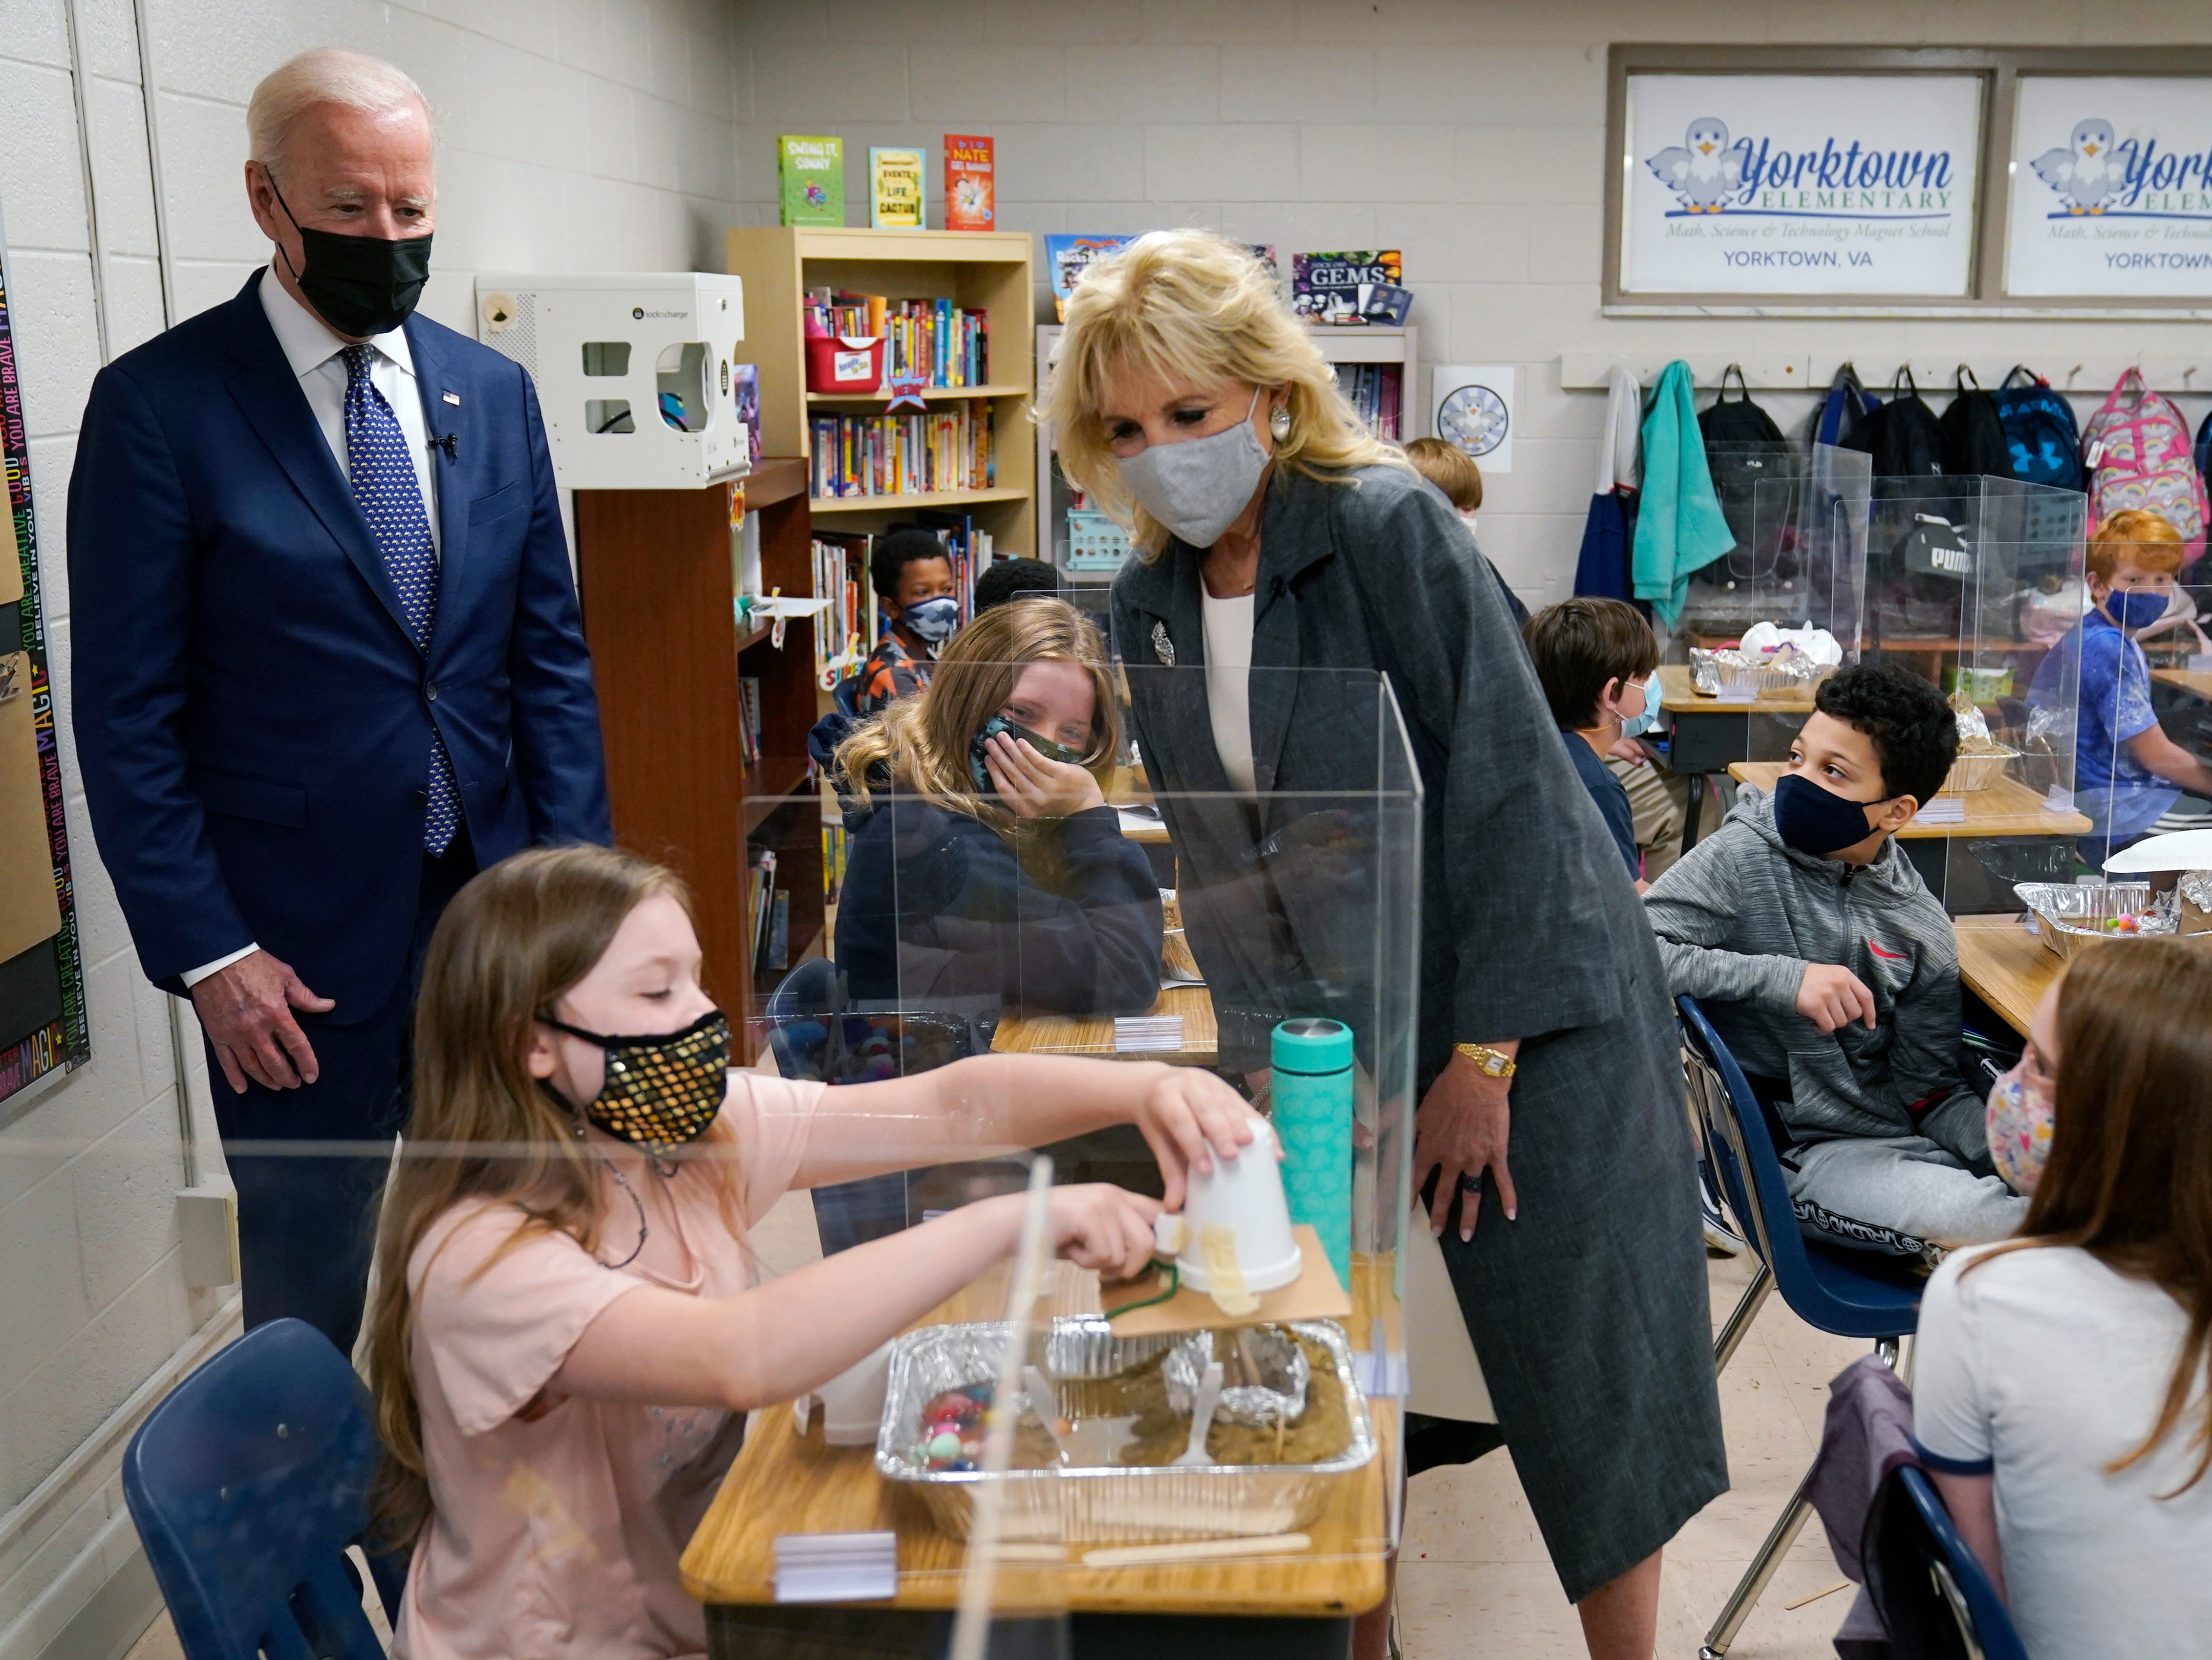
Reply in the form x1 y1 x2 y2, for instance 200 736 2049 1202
1201 589 1258 796
181 271 445 991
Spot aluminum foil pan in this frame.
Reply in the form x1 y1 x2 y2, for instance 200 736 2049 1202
2180 872 2212 913
1163 1326 1309 1428
877 1318 1375 1544
1040 1318 1177 1380
1689 644 1828 697
2014 882 2177 960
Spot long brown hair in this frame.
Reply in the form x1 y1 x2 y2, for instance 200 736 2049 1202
365 844 741 1547
1969 936 2212 1494
833 597 1120 839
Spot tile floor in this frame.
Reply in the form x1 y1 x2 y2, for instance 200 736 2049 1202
122 1203 1868 1660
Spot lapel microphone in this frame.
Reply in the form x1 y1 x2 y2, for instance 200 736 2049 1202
430 431 459 461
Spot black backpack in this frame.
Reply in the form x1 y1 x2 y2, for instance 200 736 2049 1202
1697 364 1791 565
1995 366 2085 490
1868 367 1946 481
1940 366 2011 477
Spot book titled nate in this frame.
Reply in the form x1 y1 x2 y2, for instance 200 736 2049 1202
870 148 926 229
778 136 844 227
944 135 994 231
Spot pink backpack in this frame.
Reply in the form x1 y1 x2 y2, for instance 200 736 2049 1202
2083 368 2208 561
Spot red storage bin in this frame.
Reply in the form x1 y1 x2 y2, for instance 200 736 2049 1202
805 334 885 394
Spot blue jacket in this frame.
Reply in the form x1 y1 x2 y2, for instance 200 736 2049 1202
835 797 1162 1015
67 271 609 1016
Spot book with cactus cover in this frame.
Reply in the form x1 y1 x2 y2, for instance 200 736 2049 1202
944 134 994 231
778 135 844 227
869 147 926 229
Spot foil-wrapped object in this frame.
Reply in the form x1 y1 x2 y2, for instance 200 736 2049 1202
1163 1326 1310 1427
1689 642 1830 697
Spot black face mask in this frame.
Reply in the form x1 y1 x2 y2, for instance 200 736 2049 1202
1771 772 1891 859
269 180 432 338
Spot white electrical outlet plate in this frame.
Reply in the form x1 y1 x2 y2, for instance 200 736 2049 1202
178 1186 240 1288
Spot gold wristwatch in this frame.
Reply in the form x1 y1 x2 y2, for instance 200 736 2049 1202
1455 1042 1517 1078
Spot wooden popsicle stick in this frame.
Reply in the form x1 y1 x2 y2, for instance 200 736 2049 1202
1078 1533 1311 1570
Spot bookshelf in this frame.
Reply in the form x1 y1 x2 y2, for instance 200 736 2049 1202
574 457 827 1060
723 226 1037 553
1033 324 1422 584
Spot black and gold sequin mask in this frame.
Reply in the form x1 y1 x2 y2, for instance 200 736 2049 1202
541 1008 730 1155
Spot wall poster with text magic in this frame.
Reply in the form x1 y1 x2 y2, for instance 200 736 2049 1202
2005 76 2212 299
1618 72 1986 300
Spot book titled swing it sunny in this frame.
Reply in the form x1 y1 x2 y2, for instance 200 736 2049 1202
778 136 844 227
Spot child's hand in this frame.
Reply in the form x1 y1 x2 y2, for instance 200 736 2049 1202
1133 1064 1266 1211
1796 963 1878 1033
1047 1184 1164 1280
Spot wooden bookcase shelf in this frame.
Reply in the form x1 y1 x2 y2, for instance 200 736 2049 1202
724 226 1037 554
575 456 827 1060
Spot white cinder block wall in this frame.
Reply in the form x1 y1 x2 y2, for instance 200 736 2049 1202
0 3 739 1656
729 0 2212 610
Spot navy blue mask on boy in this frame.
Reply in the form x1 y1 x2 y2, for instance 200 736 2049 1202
969 713 1087 793
2105 588 2171 632
1772 773 1893 859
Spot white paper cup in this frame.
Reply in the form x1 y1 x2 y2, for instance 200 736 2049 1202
1161 1117 1302 1295
811 1339 895 1445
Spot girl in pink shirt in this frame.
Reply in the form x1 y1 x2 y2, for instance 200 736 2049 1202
363 845 1261 1660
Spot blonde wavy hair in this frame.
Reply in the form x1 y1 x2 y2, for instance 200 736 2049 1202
1041 229 1406 558
364 845 745 1549
834 598 1120 839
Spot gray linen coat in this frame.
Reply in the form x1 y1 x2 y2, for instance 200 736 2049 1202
1111 463 1725 1599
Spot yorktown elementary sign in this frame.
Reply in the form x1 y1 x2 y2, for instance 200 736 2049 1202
2005 76 2212 298
1621 73 1986 297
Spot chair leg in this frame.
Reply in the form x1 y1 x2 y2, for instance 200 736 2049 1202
1712 1262 1773 1376
1700 1467 1816 1659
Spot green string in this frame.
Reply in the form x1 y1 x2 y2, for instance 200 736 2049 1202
1101 1261 1179 1319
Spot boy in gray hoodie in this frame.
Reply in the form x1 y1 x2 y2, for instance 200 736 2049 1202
1644 664 2026 1261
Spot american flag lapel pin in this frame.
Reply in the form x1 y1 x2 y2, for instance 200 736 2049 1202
442 390 461 406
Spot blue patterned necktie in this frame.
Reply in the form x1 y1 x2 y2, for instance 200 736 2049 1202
341 343 459 854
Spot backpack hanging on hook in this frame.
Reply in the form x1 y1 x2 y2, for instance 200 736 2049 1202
1939 366 2011 478
1994 366 2085 491
1867 366 1946 483
1696 363 1789 576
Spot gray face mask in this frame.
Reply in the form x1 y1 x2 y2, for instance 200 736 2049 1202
1114 389 1269 549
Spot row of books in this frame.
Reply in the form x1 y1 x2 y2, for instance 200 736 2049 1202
750 849 789 976
803 291 988 388
822 825 849 906
1045 235 1410 325
1335 363 1405 442
809 403 995 500
777 134 995 232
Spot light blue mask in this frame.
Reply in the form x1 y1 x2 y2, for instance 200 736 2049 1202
1618 678 1660 738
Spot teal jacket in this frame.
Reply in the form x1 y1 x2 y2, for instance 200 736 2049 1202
1631 360 1733 626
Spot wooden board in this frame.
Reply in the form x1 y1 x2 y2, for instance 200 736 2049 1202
1098 1226 1351 1337
1657 663 1820 715
1726 762 2092 838
2152 668 2212 701
992 984 1217 1063
679 1262 1394 1617
1954 916 2059 1038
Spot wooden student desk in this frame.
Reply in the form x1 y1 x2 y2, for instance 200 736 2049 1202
2151 667 2212 702
680 1264 1396 1655
1724 763 2094 841
1656 665 1822 856
990 891 1220 1064
1953 915 2058 1038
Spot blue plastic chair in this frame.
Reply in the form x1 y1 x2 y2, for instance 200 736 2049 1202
1886 1466 2030 1660
1678 995 1927 1659
765 954 846 1081
123 1318 404 1660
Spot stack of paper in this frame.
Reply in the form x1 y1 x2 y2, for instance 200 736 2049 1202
773 1531 898 1603
1916 797 1966 826
1113 1015 1184 1053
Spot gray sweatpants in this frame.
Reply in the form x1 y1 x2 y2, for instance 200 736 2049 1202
1783 1091 2029 1263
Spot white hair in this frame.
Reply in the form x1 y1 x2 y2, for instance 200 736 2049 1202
247 48 432 178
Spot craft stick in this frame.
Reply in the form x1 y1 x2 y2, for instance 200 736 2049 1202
1079 1533 1312 1570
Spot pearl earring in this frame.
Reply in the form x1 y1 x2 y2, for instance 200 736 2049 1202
1270 405 1292 443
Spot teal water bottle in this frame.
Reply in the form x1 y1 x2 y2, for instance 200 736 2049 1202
1271 1017 1353 1291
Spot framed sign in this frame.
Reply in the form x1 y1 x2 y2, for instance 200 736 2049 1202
1618 70 1985 299
2004 75 2212 298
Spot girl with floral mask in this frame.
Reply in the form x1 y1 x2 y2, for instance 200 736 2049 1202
1986 974 2061 1195
365 843 1259 1660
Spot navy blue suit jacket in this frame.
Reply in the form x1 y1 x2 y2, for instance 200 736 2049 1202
68 271 610 1018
